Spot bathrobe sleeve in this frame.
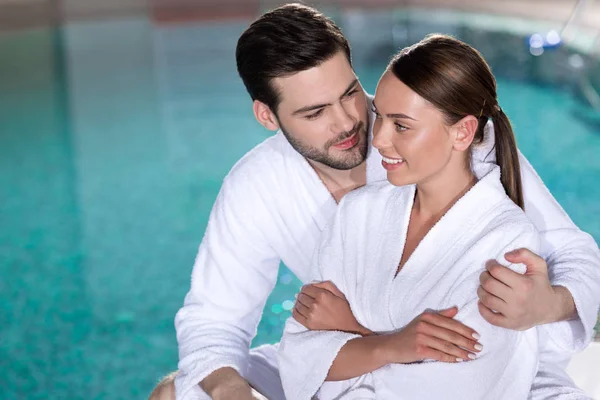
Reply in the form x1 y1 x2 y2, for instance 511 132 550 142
174 174 281 398
519 152 600 351
278 200 362 400
375 223 542 399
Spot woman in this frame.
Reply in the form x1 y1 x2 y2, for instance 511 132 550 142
278 34 540 399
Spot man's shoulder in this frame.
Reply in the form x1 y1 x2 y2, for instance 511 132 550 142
224 133 294 186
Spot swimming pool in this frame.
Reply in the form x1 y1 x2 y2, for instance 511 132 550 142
0 7 599 399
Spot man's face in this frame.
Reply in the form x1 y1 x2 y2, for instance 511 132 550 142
271 51 369 170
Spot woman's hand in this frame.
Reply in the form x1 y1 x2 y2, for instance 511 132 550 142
292 281 372 335
381 307 482 364
211 382 268 400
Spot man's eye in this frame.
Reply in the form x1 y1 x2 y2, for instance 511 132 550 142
305 109 324 120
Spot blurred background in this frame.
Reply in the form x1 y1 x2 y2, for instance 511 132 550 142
0 0 599 398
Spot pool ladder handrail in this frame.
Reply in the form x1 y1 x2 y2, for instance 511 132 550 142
562 0 600 111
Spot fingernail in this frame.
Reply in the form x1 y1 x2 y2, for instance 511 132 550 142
472 333 480 340
456 358 464 362
474 344 483 351
468 353 477 360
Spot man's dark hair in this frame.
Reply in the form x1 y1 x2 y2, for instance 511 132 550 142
236 3 352 113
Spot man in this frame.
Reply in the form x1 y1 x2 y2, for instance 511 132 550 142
150 4 600 399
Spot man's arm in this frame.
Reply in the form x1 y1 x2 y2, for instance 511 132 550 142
478 152 600 347
175 175 280 399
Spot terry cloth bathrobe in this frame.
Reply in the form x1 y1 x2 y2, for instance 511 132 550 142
278 163 542 400
174 95 600 400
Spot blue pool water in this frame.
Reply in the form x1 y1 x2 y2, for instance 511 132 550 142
0 10 599 399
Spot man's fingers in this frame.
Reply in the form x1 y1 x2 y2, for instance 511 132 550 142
311 281 346 298
485 260 523 288
504 248 547 274
479 271 512 301
477 286 507 314
420 312 479 341
478 301 509 328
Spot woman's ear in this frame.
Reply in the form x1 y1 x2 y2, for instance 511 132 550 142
452 115 478 152
253 100 280 131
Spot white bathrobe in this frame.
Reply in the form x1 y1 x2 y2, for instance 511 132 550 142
174 95 600 400
278 164 541 400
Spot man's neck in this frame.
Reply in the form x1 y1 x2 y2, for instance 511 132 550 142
308 159 367 203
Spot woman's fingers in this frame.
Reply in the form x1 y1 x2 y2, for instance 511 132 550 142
292 308 307 325
296 293 314 308
421 333 477 362
418 321 481 354
437 306 458 318
416 346 462 363
300 284 321 299
421 311 480 342
294 300 310 318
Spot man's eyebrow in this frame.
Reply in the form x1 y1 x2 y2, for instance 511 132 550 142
372 100 417 121
292 102 330 115
292 79 360 116
340 79 359 98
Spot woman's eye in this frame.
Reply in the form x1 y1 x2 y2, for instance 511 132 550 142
395 122 408 132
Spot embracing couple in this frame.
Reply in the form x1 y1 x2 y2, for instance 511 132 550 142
150 3 600 400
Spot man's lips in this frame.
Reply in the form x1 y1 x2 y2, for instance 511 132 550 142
332 133 359 150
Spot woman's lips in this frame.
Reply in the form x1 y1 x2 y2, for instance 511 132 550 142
381 155 405 171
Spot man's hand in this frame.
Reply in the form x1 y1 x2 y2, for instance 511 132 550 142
292 281 371 335
478 248 576 330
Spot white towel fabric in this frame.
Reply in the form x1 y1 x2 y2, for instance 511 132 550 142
174 95 600 399
279 164 542 400
474 124 600 355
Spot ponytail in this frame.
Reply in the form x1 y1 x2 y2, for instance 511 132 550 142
492 106 524 209
387 34 525 209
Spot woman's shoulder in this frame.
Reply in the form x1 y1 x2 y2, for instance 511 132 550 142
341 181 413 210
480 196 540 251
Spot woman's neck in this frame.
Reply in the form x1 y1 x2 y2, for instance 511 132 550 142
414 161 477 221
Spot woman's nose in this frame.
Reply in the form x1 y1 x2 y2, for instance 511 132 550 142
371 120 392 150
